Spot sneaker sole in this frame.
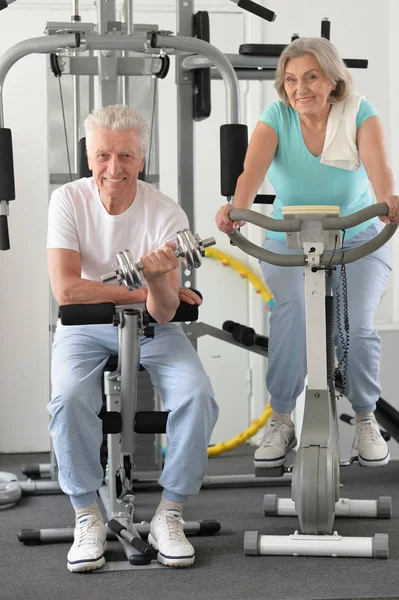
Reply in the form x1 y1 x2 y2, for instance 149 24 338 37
67 542 107 573
67 555 106 573
254 436 297 469
358 451 390 467
148 533 195 567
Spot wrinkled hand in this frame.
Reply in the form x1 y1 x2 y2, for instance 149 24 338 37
139 242 179 282
215 203 245 234
136 287 148 303
178 287 203 305
379 196 399 224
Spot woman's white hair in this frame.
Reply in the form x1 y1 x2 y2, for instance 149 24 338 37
275 37 354 105
84 104 149 156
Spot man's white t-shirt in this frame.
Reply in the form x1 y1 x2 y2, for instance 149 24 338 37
47 177 189 285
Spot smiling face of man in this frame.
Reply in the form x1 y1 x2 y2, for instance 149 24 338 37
284 53 336 117
87 127 145 212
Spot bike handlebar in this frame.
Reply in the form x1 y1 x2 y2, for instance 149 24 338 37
228 203 397 267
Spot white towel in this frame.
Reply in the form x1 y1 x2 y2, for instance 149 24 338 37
320 93 364 171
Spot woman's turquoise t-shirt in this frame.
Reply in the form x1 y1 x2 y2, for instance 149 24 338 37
259 99 378 241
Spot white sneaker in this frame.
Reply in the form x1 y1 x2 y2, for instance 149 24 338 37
67 514 107 572
148 509 195 567
254 418 297 468
355 418 390 467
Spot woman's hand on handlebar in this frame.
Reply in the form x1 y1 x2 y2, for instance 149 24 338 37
379 195 399 224
215 203 245 234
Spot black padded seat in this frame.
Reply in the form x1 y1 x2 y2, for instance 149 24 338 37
105 355 145 371
105 355 118 370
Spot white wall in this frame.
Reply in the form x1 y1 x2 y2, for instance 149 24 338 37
1 0 399 453
0 3 97 452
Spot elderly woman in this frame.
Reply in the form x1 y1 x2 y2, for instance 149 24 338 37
216 37 399 469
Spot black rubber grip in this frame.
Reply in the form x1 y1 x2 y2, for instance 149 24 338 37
58 303 115 325
223 320 269 349
0 215 10 250
196 519 221 535
321 19 331 40
135 411 168 433
131 537 157 559
78 138 92 178
107 518 125 536
237 0 276 22
0 1 8 11
17 529 41 545
21 464 41 479
339 413 354 425
0 129 15 200
220 124 248 197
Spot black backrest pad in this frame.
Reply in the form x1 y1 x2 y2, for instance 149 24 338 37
0 129 15 200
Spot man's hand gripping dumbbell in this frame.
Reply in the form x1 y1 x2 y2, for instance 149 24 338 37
101 230 216 290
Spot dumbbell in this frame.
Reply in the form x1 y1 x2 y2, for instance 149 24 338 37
101 229 216 290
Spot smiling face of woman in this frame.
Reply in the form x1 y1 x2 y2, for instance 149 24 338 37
283 53 336 117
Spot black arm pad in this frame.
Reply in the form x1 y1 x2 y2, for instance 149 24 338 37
58 303 115 325
220 124 248 197
147 289 202 323
343 59 368 69
78 137 92 178
59 292 202 326
0 129 16 200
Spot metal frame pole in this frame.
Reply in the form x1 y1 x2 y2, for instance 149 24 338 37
176 0 196 289
0 34 81 127
97 0 119 106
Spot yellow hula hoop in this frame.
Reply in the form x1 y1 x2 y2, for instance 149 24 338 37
204 247 274 457
204 247 275 311
207 404 272 457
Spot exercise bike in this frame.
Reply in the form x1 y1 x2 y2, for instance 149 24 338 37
228 202 396 559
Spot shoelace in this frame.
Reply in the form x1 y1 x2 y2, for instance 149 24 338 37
160 511 185 541
75 516 102 547
355 419 381 447
261 420 293 447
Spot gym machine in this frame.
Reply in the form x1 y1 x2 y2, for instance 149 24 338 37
15 229 224 569
225 203 396 558
17 305 220 569
0 0 372 503
0 0 286 505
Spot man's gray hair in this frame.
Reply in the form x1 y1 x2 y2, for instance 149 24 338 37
84 104 149 156
275 37 354 106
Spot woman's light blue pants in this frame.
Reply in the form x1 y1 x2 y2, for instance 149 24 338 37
48 322 218 508
260 221 392 416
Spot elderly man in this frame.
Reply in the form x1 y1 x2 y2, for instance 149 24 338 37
47 104 218 572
